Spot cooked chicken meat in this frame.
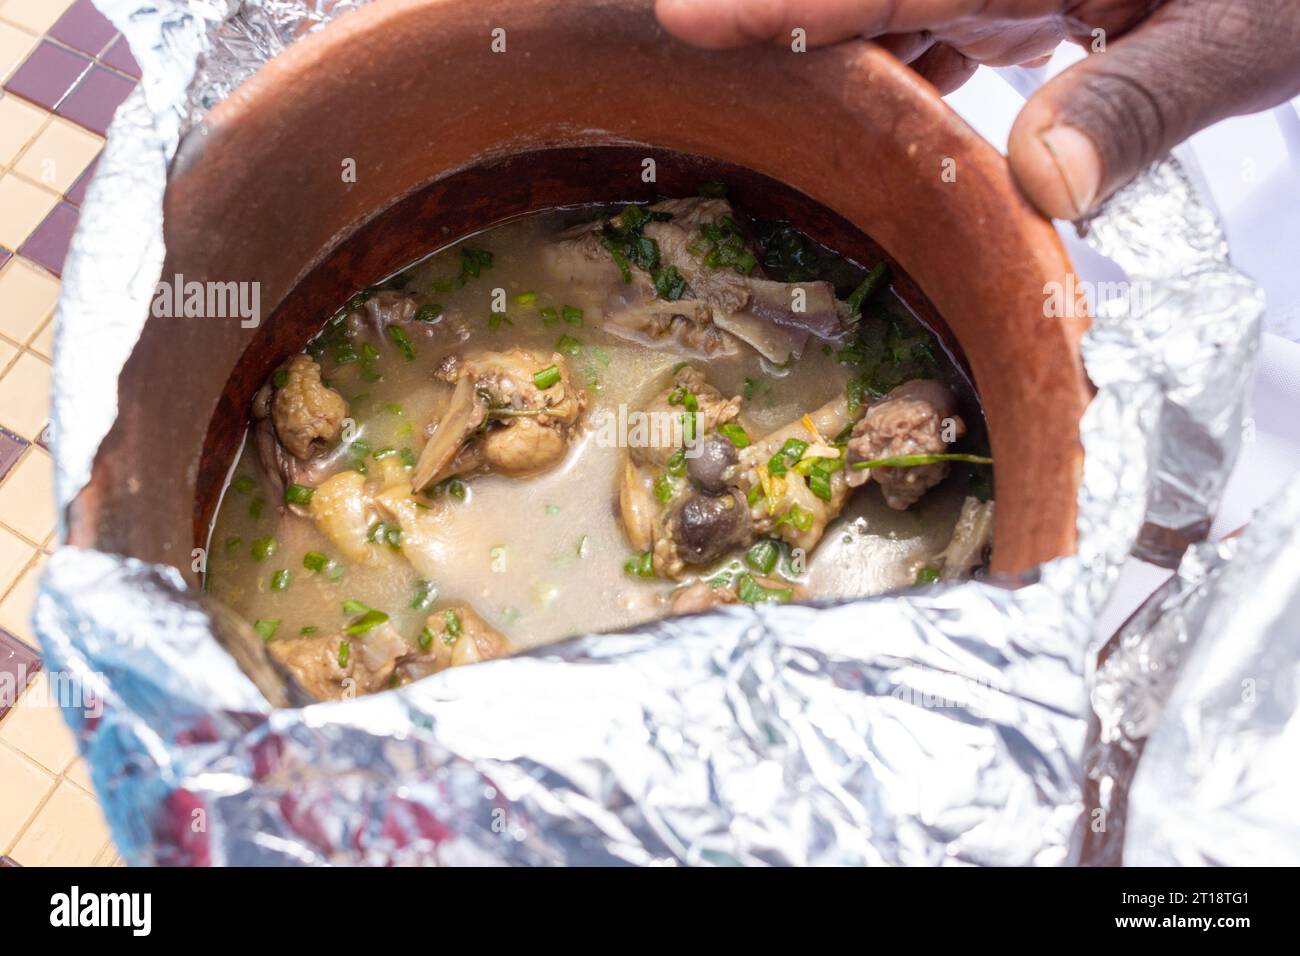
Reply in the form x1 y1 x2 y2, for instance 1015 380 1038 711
251 354 349 512
629 365 741 470
845 379 965 509
268 620 408 699
395 604 513 683
546 197 843 363
412 348 586 491
350 290 470 345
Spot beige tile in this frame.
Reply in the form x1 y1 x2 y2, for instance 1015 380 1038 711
0 546 45 641
0 336 16 369
0 173 58 250
0 742 55 852
0 526 35 592
0 20 37 82
0 258 60 344
93 842 124 867
0 0 77 35
0 93 47 165
0 350 51 439
28 316 53 359
65 755 94 791
10 778 110 866
14 117 102 193
0 670 77 772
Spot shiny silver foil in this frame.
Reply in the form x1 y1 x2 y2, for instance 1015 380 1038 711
35 1 1267 865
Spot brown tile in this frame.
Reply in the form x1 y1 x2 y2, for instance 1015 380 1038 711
55 63 133 136
0 626 41 722
48 0 118 57
0 427 29 481
0 856 19 866
34 421 51 451
19 202 78 277
101 34 140 79
0 248 10 269
63 152 97 206
2 39 91 110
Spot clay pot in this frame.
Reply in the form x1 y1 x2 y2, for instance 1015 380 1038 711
67 0 1088 584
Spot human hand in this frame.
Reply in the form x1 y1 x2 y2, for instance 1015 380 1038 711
655 0 1300 219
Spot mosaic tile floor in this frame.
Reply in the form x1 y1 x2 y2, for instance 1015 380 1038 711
0 0 134 867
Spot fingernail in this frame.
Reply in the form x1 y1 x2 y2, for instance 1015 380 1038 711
1039 125 1102 218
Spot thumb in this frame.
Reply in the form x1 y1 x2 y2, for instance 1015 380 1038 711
1008 0 1300 220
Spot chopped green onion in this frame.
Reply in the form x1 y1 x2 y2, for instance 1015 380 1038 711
254 619 280 641
666 448 687 477
653 266 687 300
414 303 443 323
443 609 462 638
300 625 319 635
767 438 809 477
270 569 290 591
342 599 370 616
846 261 890 317
744 539 780 575
344 609 389 635
224 536 241 554
272 368 290 389
303 550 328 572
399 447 416 468
418 627 434 651
698 181 728 198
337 640 351 667
540 306 560 326
624 551 655 578
251 536 276 561
555 334 583 357
916 566 941 585
653 472 678 504
515 292 537 307
851 453 994 470
285 483 314 505
487 313 513 331
533 364 561 390
736 573 793 604
562 304 584 326
447 478 467 500
718 423 750 448
410 579 437 612
248 497 265 519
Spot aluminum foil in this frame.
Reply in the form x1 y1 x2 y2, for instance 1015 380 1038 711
34 0 1267 865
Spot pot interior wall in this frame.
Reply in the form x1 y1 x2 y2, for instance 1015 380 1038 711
193 146 972 551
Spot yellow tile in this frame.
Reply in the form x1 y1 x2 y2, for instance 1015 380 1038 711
10 778 110 866
0 539 46 643
0 20 37 82
0 526 35 592
0 94 47 165
0 742 55 853
0 0 77 35
28 316 53 359
0 258 60 344
0 173 58 250
0 349 50 439
0 670 77 773
14 117 102 194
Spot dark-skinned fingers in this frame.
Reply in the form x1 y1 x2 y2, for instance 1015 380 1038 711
1009 0 1300 219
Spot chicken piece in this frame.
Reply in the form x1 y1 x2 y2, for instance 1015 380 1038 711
394 604 513 684
669 580 739 615
308 470 380 564
268 622 409 701
619 458 658 553
845 379 965 509
412 348 586 491
251 354 349 512
545 198 844 363
269 354 348 460
629 365 741 470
